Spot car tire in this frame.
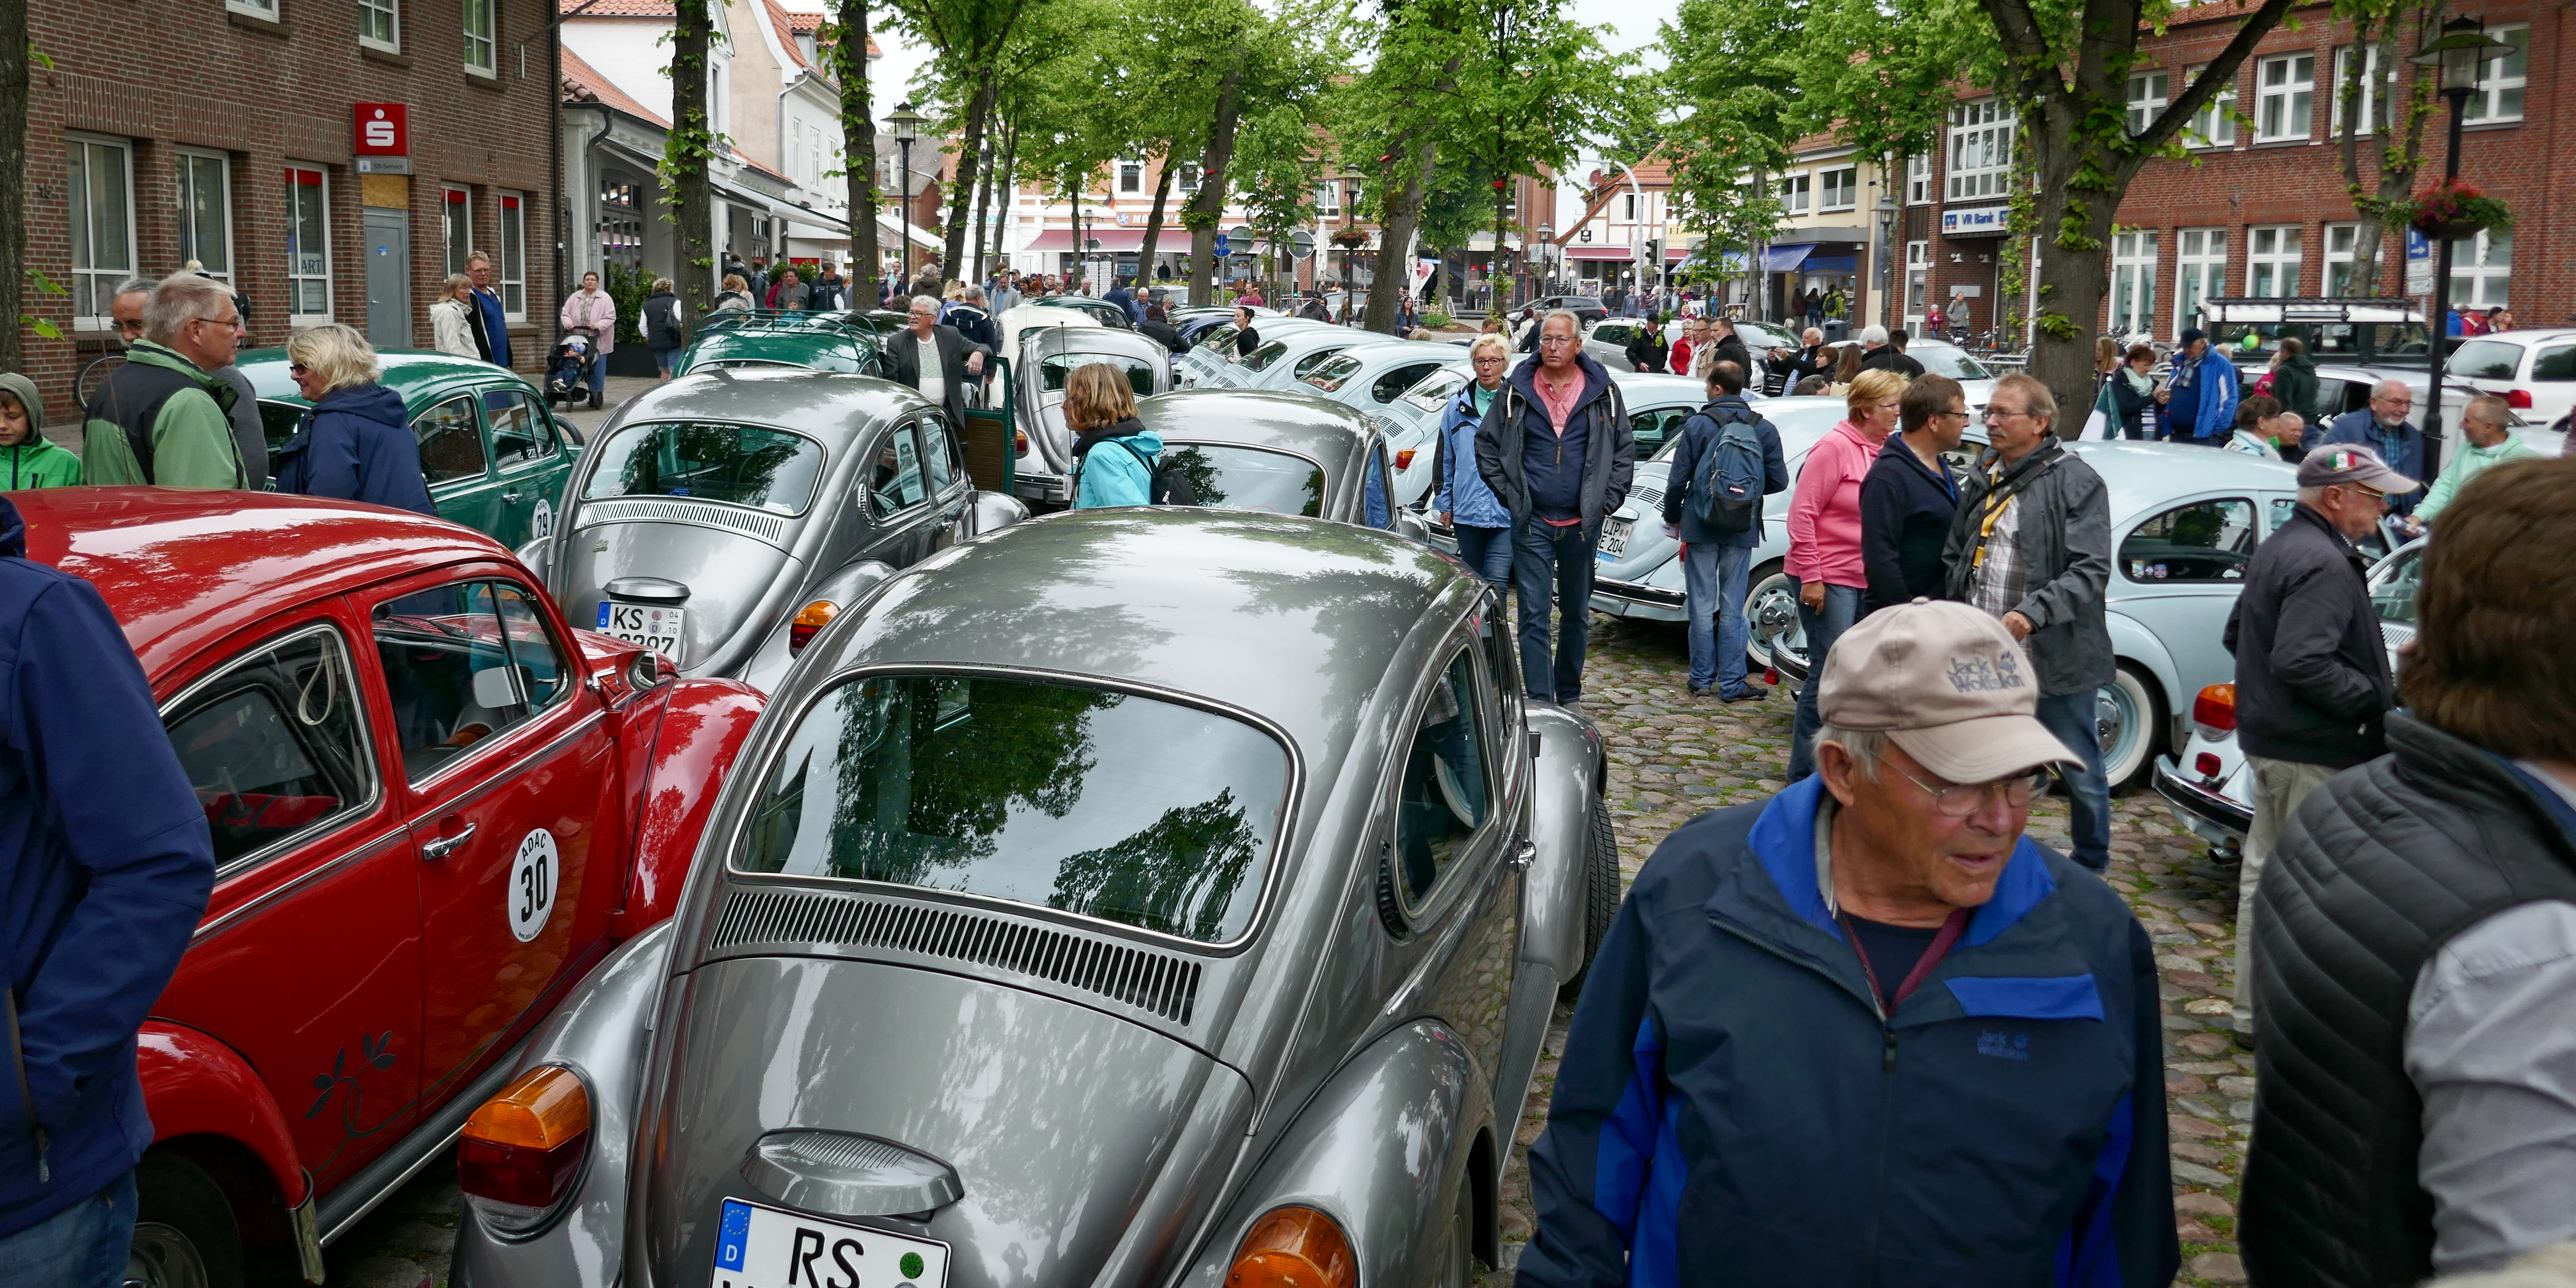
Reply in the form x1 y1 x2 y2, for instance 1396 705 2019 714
1433 1173 1475 1288
1561 794 1619 999
2099 664 2163 792
1742 561 1808 678
128 1152 243 1288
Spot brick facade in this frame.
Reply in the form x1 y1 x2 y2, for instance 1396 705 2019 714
26 0 560 425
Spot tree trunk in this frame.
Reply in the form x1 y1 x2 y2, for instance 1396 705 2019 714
969 131 993 286
1185 59 1247 305
1364 134 1433 334
940 76 997 282
668 0 717 314
1137 159 1176 292
0 8 31 372
834 0 881 311
993 125 1018 287
2344 8 2438 298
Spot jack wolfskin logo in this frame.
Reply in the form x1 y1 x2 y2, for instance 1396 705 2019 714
1946 650 2028 694
1978 1030 2031 1061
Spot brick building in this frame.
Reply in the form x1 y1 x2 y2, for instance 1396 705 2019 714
27 0 560 423
1899 2 2559 342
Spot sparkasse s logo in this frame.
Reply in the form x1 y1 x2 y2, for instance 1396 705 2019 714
354 103 409 156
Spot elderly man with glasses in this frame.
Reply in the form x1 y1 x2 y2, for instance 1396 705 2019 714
882 294 991 435
80 273 253 489
2314 378 2429 521
1519 597 2175 1288
108 277 267 490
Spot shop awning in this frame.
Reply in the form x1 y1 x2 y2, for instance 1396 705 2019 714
1802 254 1859 274
1761 243 1817 273
1019 228 1194 253
1565 245 1634 261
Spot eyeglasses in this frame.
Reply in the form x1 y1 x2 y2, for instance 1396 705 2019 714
288 363 309 375
115 318 146 336
1873 754 2052 817
1982 405 2027 421
1537 335 1577 347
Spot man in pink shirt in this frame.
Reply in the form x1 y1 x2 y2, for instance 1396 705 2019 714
1785 367 1909 779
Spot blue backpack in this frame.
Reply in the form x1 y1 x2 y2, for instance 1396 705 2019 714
1689 403 1767 533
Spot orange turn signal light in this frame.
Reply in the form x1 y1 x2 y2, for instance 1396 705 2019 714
459 1066 591 1217
1224 1207 1355 1288
1394 449 1417 471
790 601 839 654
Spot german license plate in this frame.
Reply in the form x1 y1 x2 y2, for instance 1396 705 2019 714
597 601 685 658
710 1197 950 1288
1598 516 1633 559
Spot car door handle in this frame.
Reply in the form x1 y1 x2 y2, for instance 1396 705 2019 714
421 823 477 861
1510 838 1537 871
501 491 523 504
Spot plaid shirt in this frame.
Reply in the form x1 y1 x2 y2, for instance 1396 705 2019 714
1967 489 2034 663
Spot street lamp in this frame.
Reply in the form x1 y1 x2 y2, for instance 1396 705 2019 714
1875 193 1899 328
2408 16 2513 483
885 101 925 288
1534 222 1553 303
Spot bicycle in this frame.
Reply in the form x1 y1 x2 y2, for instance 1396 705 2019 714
76 350 127 405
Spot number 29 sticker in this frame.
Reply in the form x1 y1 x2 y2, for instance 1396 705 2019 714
510 829 559 942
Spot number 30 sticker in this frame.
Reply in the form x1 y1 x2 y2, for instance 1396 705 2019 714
510 829 559 942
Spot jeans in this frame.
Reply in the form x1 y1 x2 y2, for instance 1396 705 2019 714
1453 525 1513 593
1682 541 1754 694
651 344 681 375
1786 583 1864 781
1512 519 1597 703
2034 689 2113 873
0 1169 136 1288
588 352 610 394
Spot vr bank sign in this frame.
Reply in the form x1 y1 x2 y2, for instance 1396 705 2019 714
1940 205 2011 237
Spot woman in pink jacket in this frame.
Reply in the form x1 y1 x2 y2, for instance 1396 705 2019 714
559 271 618 410
1783 366 1908 779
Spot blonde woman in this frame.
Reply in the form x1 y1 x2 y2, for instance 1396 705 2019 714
713 274 754 313
1782 365 1908 778
429 274 480 359
273 322 435 516
1067 362 1165 508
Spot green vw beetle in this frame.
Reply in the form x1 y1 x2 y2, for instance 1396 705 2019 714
238 348 583 548
672 309 890 377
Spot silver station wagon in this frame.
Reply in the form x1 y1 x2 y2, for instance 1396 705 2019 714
451 509 1618 1288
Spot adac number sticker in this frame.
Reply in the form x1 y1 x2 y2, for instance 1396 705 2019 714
509 828 559 942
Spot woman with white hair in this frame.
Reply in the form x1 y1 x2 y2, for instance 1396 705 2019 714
272 323 436 516
1434 333 1516 591
430 274 480 359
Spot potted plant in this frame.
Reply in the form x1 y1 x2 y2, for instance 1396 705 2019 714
2407 179 2513 242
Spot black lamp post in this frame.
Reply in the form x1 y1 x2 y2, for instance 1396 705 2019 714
1875 193 1899 329
2408 16 2513 483
885 101 925 289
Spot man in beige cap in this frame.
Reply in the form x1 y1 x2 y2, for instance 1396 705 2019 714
1521 597 2176 1288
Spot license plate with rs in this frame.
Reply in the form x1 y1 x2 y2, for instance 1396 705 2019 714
1598 517 1634 559
596 601 685 659
710 1197 950 1288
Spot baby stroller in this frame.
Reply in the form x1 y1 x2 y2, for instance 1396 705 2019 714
546 333 599 409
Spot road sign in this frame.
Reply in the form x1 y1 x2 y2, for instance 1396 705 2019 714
1212 232 1230 258
1290 230 1315 261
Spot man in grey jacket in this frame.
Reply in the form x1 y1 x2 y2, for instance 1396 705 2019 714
1941 373 2115 870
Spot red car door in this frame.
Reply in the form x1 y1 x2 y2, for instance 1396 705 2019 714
364 571 621 1104
150 612 426 1191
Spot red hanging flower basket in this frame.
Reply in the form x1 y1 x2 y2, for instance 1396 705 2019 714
2407 179 2513 241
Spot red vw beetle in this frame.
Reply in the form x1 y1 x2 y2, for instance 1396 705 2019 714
14 489 764 1286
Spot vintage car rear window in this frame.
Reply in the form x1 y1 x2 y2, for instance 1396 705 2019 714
739 675 1288 943
582 421 824 514
1300 354 1363 394
1159 445 1324 517
1401 368 1470 413
1041 352 1158 397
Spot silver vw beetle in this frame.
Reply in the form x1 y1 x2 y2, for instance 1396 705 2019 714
1136 388 1409 534
450 508 1617 1288
518 368 1024 694
1007 323 1175 508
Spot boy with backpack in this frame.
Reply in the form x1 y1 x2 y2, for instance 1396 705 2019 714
1659 360 1787 700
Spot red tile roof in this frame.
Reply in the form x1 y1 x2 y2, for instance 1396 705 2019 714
560 0 878 55
561 45 670 129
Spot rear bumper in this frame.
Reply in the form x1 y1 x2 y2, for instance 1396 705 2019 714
2153 757 2252 844
1589 576 1686 622
1013 470 1070 503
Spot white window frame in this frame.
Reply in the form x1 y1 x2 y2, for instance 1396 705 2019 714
66 133 137 332
2125 71 2170 137
443 185 474 278
2247 224 2302 297
463 0 496 76
1819 166 1857 212
1946 99 2014 201
2330 45 2395 136
2463 24 2528 123
1904 240 1928 322
2109 229 2158 335
1777 172 1810 216
1906 153 1931 205
284 165 334 325
359 0 400 52
2453 230 2511 308
2255 53 2315 142
499 192 528 321
2174 227 2227 335
225 0 278 19
2323 222 2361 296
173 148 234 285
1315 180 1338 215
1177 163 1201 194
1119 160 1142 194
2183 64 2237 148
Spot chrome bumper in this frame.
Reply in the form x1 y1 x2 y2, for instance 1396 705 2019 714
1589 576 1686 621
2153 757 2252 843
1013 471 1070 503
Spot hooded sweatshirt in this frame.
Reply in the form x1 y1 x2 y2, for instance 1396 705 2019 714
272 383 438 516
0 374 80 491
1072 419 1164 509
80 341 245 488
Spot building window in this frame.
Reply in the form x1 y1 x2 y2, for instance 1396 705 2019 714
2255 53 2314 141
174 150 233 284
2110 229 2158 335
225 0 278 18
2330 45 2394 135
2452 230 2511 307
443 187 473 277
1904 240 1928 319
1177 163 1201 194
1622 193 1638 222
2174 227 2227 334
66 135 136 330
1946 99 2014 201
598 177 643 269
2183 64 2237 147
2247 225 2301 297
1820 167 1857 212
2462 24 2528 122
2125 72 2169 136
499 193 527 320
463 0 496 75
2323 223 2361 295
360 0 399 51
1315 180 1338 215
1119 161 1142 194
1777 173 1810 216
1906 153 1931 205
284 166 332 322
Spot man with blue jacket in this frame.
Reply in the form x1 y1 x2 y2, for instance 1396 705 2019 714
2155 328 2238 445
1658 360 1787 700
0 496 216 1285
2313 379 2428 521
1521 598 2175 1288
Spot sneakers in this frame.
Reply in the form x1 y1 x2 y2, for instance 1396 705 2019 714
1719 684 1771 703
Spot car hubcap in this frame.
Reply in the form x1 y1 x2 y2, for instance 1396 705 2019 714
2097 682 2143 778
123 1223 209 1288
1746 573 1808 672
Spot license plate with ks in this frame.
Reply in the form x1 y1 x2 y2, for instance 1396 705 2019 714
597 601 685 659
711 1198 950 1288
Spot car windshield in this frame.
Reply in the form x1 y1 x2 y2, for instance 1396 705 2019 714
1909 346 1994 380
738 673 1288 943
1041 352 1157 396
1733 321 1798 352
1160 444 1325 515
1302 353 1365 394
582 420 825 514
2448 339 2524 380
1653 399 1849 462
1402 368 1472 412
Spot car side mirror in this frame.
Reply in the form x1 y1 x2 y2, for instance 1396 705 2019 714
473 664 530 710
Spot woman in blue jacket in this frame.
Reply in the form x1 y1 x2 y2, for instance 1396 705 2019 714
274 323 437 517
1434 334 1514 590
1069 362 1161 509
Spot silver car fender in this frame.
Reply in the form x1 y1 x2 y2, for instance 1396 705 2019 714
1519 703 1605 980
1175 1021 1497 1288
2103 609 2184 749
733 559 900 696
970 488 1030 536
513 535 551 583
451 920 675 1288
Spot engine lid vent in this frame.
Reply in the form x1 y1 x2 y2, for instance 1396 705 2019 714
709 887 1204 1026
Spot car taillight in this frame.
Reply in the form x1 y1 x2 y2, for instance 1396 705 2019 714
459 1066 590 1234
2196 752 2223 778
1394 449 1417 471
1225 1208 1354 1288
1014 430 1028 453
2507 389 2533 409
2192 683 2237 739
789 601 838 653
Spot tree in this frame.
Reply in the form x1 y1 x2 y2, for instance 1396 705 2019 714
2333 0 2445 296
884 0 1043 283
821 0 883 308
1228 101 1329 300
660 0 721 314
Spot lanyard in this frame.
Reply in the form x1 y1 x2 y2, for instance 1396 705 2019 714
1840 907 1971 1013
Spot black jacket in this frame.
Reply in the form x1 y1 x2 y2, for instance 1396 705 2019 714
1703 333 1752 378
642 290 686 349
1660 395 1787 547
1860 345 1926 377
1137 320 1185 354
1859 435 1960 612
946 304 996 351
1780 343 1834 386
2222 503 2395 767
1940 439 2116 697
2101 370 2154 436
1474 352 1633 533
881 324 992 430
1234 325 1263 359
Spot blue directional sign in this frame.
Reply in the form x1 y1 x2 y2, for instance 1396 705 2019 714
1213 232 1230 258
